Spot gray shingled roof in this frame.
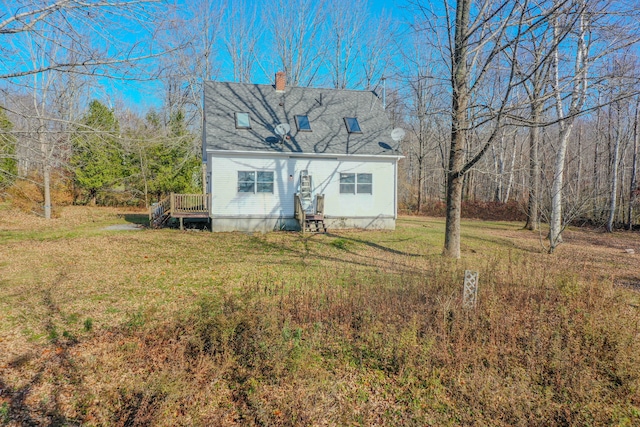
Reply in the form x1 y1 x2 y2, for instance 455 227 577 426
203 81 401 156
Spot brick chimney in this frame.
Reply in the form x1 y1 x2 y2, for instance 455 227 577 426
275 71 286 92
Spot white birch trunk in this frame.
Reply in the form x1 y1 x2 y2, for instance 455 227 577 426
504 134 517 203
549 127 572 250
628 99 639 230
548 4 588 252
606 128 621 232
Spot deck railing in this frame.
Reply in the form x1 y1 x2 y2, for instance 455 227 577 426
149 195 172 223
171 193 210 216
316 194 325 215
294 193 306 231
149 193 210 229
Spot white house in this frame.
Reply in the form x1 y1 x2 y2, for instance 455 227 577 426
203 72 403 232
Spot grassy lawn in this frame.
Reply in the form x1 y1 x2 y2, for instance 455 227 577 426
0 205 639 426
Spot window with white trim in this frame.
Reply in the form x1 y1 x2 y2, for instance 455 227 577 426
238 171 274 193
256 171 274 193
344 117 362 133
356 173 372 194
295 115 312 131
235 112 251 129
340 173 372 194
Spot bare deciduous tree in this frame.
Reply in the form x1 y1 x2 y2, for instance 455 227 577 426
1 0 174 218
546 0 640 250
261 0 327 86
436 0 527 258
402 31 447 213
1 0 168 80
223 0 259 83
325 0 366 89
629 97 639 229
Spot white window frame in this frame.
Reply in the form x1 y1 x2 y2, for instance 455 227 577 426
235 112 251 129
295 114 312 131
339 172 372 194
344 117 362 133
237 171 274 193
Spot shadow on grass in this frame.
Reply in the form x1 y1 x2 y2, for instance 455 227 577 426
324 232 423 257
0 336 162 427
123 214 150 227
0 374 72 427
0 272 161 426
0 274 85 426
243 232 430 277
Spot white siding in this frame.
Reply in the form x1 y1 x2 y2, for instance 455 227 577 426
210 156 294 218
208 152 397 221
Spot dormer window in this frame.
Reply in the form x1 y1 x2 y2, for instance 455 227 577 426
344 117 361 133
235 112 251 129
295 115 311 131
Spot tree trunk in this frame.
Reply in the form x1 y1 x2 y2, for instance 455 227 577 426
493 143 504 202
606 110 621 232
38 126 52 220
576 126 582 201
525 103 542 230
444 171 464 257
43 163 52 219
504 135 517 203
628 98 638 230
443 0 471 259
417 157 424 213
549 126 572 252
593 124 601 222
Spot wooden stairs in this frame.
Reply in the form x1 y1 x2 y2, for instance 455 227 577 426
303 213 327 233
294 171 327 233
295 193 326 234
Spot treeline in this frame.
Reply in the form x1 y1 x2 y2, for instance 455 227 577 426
398 104 640 229
0 0 395 216
0 99 199 210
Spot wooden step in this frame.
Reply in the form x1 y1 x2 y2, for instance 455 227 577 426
304 217 327 233
152 212 171 229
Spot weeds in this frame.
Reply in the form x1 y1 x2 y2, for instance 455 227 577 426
330 238 350 250
0 402 9 424
124 310 146 331
67 269 637 425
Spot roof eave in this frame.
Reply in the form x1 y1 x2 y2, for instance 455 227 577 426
205 148 404 160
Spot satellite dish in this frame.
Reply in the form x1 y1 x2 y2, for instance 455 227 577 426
391 128 406 142
274 123 291 136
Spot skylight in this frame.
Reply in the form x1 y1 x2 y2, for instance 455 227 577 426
295 115 311 131
344 117 361 133
235 112 251 129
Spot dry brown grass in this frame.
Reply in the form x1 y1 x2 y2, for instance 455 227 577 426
0 206 639 426
1 173 74 217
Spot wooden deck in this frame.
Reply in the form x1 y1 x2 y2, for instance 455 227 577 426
150 193 210 229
